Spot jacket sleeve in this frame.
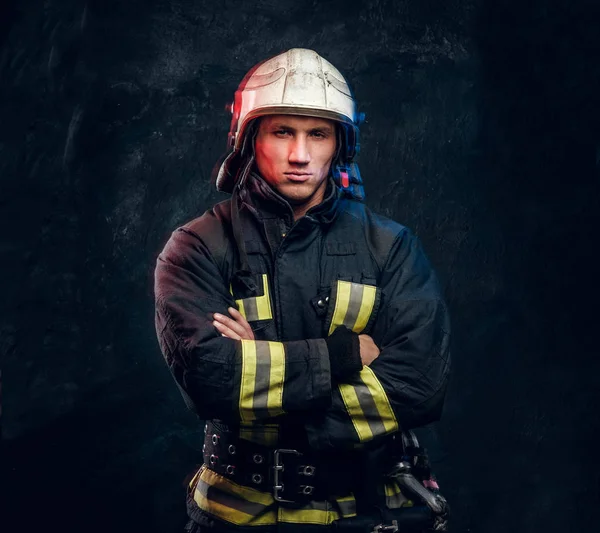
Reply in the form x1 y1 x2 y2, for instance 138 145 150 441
154 227 332 423
304 229 451 450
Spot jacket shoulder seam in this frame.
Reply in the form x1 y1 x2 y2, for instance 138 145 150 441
341 205 384 272
342 204 410 273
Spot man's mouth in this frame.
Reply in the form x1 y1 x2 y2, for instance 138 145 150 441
284 172 310 183
284 172 311 182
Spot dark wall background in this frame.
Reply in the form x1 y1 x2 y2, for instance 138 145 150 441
1 1 598 532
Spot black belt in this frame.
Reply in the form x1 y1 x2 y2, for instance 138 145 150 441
202 420 359 504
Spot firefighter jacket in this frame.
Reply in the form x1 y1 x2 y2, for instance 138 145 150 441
154 172 451 532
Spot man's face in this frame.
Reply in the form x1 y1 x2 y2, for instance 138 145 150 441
254 115 337 214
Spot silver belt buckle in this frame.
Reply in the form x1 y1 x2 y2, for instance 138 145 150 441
273 448 301 503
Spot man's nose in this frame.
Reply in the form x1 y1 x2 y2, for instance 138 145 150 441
289 136 310 164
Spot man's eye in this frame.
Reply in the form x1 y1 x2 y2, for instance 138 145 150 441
274 129 290 136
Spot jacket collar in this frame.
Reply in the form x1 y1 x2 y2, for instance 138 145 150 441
229 170 342 297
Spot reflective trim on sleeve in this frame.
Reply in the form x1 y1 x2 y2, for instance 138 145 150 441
328 281 378 335
239 340 285 422
233 274 273 322
338 366 398 442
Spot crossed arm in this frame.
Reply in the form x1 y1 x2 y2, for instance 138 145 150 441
155 226 450 448
212 307 381 367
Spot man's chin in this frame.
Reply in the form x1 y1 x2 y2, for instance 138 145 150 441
282 194 311 206
276 184 313 205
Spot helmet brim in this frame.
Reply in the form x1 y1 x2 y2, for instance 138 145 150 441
235 106 355 150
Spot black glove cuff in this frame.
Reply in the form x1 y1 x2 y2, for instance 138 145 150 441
326 326 362 382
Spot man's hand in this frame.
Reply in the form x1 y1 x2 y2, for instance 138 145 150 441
358 334 380 366
213 307 255 341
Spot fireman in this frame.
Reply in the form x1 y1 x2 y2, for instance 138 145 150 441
154 48 451 532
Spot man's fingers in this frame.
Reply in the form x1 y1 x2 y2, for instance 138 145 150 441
228 306 244 319
213 309 255 340
227 307 254 338
213 320 242 340
213 314 246 338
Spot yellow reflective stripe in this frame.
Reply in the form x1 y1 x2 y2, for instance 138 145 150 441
234 274 273 322
195 467 276 526
266 341 285 417
194 489 276 526
239 340 258 422
328 281 378 335
237 297 247 319
384 482 412 509
255 274 272 319
335 494 357 518
360 367 397 433
239 341 285 422
338 367 398 442
188 467 202 490
339 378 372 441
199 467 274 505
195 467 349 526
328 281 352 335
353 284 377 333
278 500 340 525
239 421 279 447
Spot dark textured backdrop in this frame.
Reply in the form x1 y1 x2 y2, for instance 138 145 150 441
1 1 599 532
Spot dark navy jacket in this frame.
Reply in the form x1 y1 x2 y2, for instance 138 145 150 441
153 172 451 530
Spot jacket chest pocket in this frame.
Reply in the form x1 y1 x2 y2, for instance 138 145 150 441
324 279 382 337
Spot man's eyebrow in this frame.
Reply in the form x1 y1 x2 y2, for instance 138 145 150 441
268 122 293 130
309 125 334 133
268 122 334 133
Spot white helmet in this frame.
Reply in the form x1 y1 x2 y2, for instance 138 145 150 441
215 48 365 198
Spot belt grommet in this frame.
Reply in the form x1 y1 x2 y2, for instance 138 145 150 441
228 445 236 455
300 485 314 495
253 454 264 464
202 444 206 453
209 454 218 466
226 465 236 475
211 434 219 445
204 423 208 435
252 473 263 484
299 465 316 476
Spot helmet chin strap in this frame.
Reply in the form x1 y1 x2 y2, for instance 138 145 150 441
214 119 260 193
232 120 259 191
229 124 261 296
230 162 258 296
